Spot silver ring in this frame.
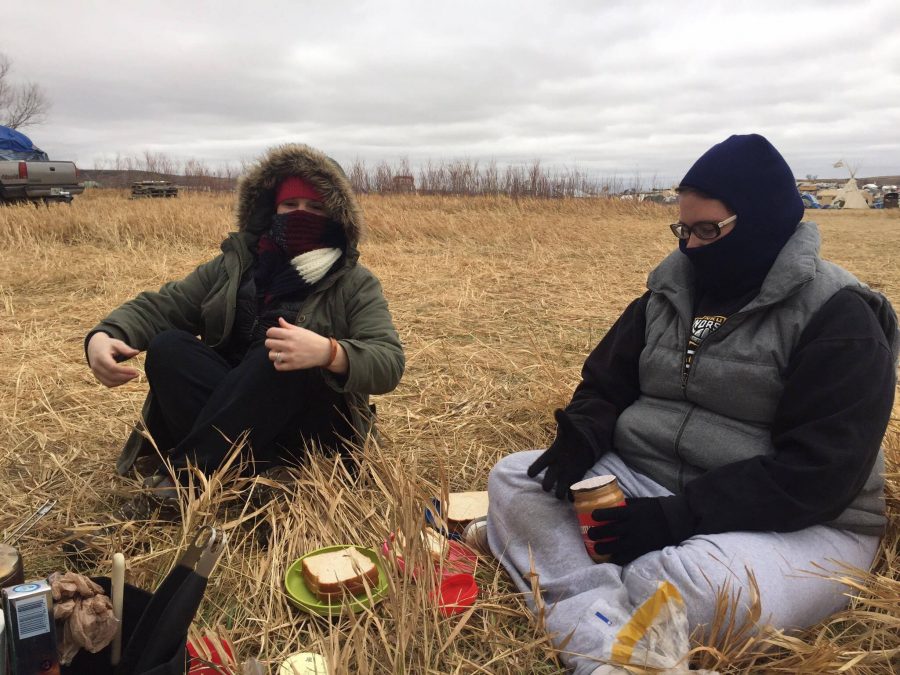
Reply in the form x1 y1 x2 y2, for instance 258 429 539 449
275 351 282 364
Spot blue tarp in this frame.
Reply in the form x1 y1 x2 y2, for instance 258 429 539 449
799 192 821 209
0 125 49 161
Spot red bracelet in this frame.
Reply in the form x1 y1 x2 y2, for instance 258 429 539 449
325 337 339 368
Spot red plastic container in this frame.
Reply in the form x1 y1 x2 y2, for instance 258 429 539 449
434 574 478 616
187 635 235 674
381 531 480 615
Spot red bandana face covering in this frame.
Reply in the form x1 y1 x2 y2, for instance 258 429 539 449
268 210 343 258
254 210 346 306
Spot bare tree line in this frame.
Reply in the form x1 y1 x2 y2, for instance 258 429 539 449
347 158 640 198
87 151 248 191
85 151 666 197
93 151 246 178
347 158 667 197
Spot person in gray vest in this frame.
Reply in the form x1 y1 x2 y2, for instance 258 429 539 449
486 134 898 674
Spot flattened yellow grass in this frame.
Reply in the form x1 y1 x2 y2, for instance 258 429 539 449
0 191 897 673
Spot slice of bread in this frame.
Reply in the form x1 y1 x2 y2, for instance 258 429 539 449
422 527 448 561
302 548 379 602
446 491 489 532
392 528 448 563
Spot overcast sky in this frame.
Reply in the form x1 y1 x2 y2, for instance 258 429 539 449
3 0 898 183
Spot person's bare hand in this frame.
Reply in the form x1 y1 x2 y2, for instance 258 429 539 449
87 332 140 387
265 317 331 371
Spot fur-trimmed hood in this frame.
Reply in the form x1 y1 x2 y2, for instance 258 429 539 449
236 144 364 247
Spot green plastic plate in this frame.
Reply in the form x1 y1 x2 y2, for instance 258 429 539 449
284 545 389 616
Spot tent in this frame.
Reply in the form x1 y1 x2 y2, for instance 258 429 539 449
0 125 49 161
829 178 871 209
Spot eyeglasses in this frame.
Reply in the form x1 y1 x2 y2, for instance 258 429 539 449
669 215 737 241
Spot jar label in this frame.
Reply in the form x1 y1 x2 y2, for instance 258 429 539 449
577 500 626 562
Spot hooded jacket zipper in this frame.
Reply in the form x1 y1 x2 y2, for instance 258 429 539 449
672 403 695 490
676 309 751 490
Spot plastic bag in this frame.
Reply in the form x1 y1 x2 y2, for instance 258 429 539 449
608 581 718 674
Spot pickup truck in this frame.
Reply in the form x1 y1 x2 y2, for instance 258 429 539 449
0 125 84 204
0 159 84 204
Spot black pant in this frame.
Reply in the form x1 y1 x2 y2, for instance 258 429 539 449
143 330 350 476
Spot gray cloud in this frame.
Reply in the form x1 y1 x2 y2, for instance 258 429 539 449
2 0 897 181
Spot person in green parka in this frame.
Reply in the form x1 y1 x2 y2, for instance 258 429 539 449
85 144 404 497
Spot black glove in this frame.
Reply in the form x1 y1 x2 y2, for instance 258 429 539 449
526 409 596 500
588 496 695 566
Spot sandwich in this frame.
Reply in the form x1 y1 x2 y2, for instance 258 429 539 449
302 547 379 602
446 491 489 534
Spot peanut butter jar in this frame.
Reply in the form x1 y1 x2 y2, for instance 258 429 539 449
571 475 625 563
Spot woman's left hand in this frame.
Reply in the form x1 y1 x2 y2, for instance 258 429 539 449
265 317 331 371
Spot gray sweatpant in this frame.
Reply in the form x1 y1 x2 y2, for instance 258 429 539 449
487 449 881 674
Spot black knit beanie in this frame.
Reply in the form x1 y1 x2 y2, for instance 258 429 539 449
678 134 804 297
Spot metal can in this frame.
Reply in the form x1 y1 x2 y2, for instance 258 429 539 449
0 545 24 589
571 475 626 563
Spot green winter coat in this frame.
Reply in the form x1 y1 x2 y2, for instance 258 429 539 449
91 144 405 475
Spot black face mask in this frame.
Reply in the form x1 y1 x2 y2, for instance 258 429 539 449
679 221 794 298
676 134 805 299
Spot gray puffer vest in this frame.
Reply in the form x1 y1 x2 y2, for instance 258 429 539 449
613 222 899 534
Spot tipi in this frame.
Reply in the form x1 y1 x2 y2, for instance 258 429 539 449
829 160 871 209
831 178 871 209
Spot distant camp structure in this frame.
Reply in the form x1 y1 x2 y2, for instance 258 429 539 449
828 178 871 209
884 192 899 209
131 180 178 199
797 159 897 210
391 175 415 193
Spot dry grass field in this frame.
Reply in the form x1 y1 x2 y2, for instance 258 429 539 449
0 191 898 673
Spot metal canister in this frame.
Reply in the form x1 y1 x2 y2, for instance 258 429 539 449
571 475 626 563
0 544 24 589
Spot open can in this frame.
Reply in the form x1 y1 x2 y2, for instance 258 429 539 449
0 545 24 590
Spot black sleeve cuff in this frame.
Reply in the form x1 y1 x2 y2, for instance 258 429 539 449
658 495 697 543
